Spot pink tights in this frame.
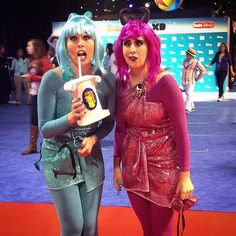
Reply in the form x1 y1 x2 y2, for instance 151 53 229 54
128 191 174 236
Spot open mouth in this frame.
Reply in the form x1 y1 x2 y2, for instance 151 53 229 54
129 56 137 61
77 50 87 61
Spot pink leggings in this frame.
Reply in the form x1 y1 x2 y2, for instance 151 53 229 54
128 191 174 236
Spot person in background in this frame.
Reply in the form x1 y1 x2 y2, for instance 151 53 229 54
21 39 51 155
103 43 113 71
0 43 11 104
206 42 235 102
11 48 30 105
113 8 194 236
109 41 118 76
38 12 115 236
182 48 205 114
47 34 59 68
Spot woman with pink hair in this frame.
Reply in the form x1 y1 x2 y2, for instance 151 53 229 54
113 8 194 236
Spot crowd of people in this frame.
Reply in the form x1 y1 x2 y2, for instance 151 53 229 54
0 7 235 236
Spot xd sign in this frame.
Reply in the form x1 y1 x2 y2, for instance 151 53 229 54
152 23 166 31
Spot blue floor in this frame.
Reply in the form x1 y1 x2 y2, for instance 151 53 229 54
0 91 236 212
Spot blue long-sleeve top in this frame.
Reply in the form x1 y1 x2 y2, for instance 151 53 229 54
11 57 29 76
38 68 116 191
210 52 232 72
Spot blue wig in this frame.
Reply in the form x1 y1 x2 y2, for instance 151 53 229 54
56 11 105 80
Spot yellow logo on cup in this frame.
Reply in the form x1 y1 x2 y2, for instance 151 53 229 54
83 88 97 110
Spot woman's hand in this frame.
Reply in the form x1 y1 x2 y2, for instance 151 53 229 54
77 135 97 157
67 98 86 125
22 73 31 81
176 172 194 200
113 166 123 192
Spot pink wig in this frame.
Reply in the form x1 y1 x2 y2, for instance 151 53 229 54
115 20 161 85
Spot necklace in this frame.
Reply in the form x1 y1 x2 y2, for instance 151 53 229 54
135 83 145 98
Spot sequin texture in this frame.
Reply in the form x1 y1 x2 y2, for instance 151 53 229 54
119 83 180 207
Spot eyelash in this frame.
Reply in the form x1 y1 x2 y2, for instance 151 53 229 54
123 40 144 47
83 35 91 40
70 35 91 42
136 40 143 46
123 41 130 46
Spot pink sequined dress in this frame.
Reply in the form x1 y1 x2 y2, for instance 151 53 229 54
116 77 188 208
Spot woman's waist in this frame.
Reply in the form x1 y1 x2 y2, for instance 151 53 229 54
126 125 173 140
46 126 98 144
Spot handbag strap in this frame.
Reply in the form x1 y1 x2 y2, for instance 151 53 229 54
34 141 43 170
177 210 186 236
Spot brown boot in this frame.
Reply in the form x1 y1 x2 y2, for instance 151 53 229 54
21 125 39 155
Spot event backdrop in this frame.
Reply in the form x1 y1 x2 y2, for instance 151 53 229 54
53 17 229 92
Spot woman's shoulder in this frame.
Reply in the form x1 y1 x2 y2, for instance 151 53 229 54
155 70 174 83
41 55 50 61
39 55 51 65
151 71 178 91
149 72 181 101
11 57 17 63
42 67 62 82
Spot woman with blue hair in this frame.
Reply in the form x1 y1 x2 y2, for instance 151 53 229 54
38 11 115 235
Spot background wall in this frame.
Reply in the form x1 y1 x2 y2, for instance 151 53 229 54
53 17 228 92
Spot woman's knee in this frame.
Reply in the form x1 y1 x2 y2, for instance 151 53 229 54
61 220 84 236
82 215 98 236
83 227 98 236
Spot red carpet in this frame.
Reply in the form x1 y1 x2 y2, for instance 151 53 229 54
0 202 235 236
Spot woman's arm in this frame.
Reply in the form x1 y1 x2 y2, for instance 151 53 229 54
154 75 194 199
38 71 70 138
155 75 190 171
38 70 85 138
113 80 125 191
206 53 217 68
11 58 16 71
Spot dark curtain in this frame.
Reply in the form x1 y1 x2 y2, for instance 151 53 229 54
0 0 84 57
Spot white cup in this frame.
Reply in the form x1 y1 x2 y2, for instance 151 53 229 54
64 75 110 126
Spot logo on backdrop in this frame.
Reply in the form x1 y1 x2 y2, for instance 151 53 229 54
193 21 216 28
152 23 166 31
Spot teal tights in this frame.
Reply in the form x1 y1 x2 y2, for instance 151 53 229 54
50 182 102 236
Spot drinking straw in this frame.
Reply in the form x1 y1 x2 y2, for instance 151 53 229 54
78 56 82 78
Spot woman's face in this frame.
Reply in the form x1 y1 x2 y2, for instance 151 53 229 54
67 33 95 69
122 36 148 71
219 44 226 52
18 49 23 57
26 41 34 56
